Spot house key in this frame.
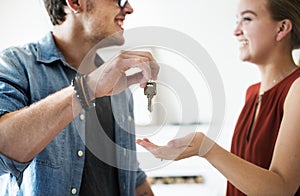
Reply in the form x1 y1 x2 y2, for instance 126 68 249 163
144 81 157 112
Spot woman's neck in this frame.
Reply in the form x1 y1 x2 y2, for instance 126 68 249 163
258 62 298 93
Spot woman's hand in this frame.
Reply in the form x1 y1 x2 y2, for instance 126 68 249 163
137 132 208 161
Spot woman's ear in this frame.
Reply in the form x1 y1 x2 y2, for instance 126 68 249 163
66 0 81 14
276 19 293 42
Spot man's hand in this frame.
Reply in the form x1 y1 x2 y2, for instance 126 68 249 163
87 50 159 99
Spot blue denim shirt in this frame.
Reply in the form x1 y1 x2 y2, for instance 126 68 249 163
0 32 146 196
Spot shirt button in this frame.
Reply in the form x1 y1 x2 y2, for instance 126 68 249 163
79 114 85 121
77 150 84 157
128 115 132 122
71 188 77 195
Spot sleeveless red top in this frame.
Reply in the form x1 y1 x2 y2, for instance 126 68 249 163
227 68 300 195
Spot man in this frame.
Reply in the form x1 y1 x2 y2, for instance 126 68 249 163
0 0 159 195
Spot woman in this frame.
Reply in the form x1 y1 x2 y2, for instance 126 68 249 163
137 0 300 195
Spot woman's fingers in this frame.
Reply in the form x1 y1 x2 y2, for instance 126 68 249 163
137 138 189 160
137 133 205 160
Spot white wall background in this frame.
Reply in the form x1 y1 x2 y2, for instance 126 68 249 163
126 0 257 125
0 0 233 126
1 0 299 126
1 0 245 137
1 0 299 195
0 0 52 50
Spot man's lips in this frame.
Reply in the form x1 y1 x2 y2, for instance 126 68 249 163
115 18 124 28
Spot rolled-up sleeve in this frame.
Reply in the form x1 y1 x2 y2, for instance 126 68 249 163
135 167 147 188
0 49 30 183
0 154 30 177
0 48 29 116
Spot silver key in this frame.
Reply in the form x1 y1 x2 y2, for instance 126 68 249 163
144 82 157 112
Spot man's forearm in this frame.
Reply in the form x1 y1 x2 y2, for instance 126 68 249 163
135 180 154 196
0 86 82 162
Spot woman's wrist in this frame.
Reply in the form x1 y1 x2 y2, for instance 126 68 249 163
198 133 216 159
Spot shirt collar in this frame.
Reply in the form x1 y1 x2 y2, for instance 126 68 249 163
35 32 105 70
36 32 68 66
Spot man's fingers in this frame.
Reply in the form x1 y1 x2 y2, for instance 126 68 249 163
150 61 160 80
127 72 148 88
89 50 159 98
118 50 159 81
118 58 151 86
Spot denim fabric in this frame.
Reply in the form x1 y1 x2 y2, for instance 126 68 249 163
0 32 146 196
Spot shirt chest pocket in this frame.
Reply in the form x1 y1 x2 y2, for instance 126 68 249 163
35 130 66 168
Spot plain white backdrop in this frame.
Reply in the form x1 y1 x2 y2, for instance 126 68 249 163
0 0 261 125
1 0 299 195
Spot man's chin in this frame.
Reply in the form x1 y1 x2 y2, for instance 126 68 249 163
100 31 125 48
112 34 125 46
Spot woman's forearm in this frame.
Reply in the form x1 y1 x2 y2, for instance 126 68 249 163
204 140 294 195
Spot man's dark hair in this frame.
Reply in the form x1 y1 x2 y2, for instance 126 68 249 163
43 0 68 25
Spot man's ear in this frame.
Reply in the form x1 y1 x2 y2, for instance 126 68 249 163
276 19 293 42
66 0 81 13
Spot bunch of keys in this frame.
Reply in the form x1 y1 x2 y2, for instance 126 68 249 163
144 81 157 112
